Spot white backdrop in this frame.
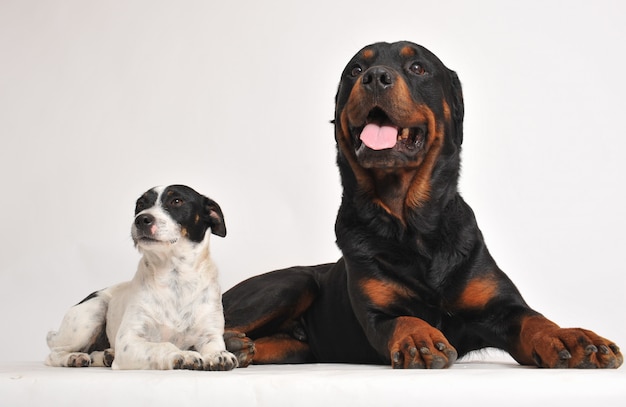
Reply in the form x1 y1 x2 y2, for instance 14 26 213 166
1 0 624 363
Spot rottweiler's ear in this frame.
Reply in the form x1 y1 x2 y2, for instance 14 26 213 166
203 197 227 237
449 70 464 146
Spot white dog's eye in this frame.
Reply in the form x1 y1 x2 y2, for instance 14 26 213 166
170 198 184 207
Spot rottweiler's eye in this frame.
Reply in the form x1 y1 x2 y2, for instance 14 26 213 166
409 62 426 75
350 64 363 77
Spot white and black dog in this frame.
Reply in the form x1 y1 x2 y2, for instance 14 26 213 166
46 185 238 371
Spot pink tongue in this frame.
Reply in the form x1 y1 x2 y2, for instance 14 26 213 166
360 123 398 150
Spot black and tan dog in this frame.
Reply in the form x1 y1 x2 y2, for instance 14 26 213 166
224 41 622 369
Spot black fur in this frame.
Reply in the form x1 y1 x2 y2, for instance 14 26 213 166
136 185 226 242
223 41 622 369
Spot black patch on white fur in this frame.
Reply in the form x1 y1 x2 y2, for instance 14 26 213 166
160 185 226 241
76 291 99 306
135 189 158 215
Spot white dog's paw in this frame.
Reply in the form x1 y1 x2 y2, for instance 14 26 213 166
67 352 91 367
169 350 205 370
90 348 115 367
204 350 238 371
46 351 92 367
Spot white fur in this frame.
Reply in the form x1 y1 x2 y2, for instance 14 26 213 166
46 187 237 370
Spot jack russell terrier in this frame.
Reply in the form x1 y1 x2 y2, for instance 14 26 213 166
46 185 238 370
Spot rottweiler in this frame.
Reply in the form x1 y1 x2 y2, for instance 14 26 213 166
222 41 622 369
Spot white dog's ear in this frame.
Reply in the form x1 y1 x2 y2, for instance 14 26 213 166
203 197 226 237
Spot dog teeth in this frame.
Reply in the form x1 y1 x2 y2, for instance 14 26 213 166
399 128 410 140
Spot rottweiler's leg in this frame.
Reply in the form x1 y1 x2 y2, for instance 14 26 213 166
510 314 623 368
223 331 256 367
349 268 458 369
253 334 313 364
222 265 329 365
452 272 623 368
388 317 458 369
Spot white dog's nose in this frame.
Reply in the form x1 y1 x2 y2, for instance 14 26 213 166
135 214 155 230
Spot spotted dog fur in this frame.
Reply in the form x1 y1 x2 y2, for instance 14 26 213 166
46 185 238 371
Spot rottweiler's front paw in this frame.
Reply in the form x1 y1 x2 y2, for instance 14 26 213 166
224 331 255 368
389 316 457 369
529 327 622 368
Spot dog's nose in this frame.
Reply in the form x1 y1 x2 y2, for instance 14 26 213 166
362 66 394 92
135 214 155 228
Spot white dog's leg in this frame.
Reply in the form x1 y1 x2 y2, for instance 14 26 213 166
89 349 115 367
112 336 204 370
198 334 238 371
45 351 92 367
45 290 111 367
193 297 238 371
